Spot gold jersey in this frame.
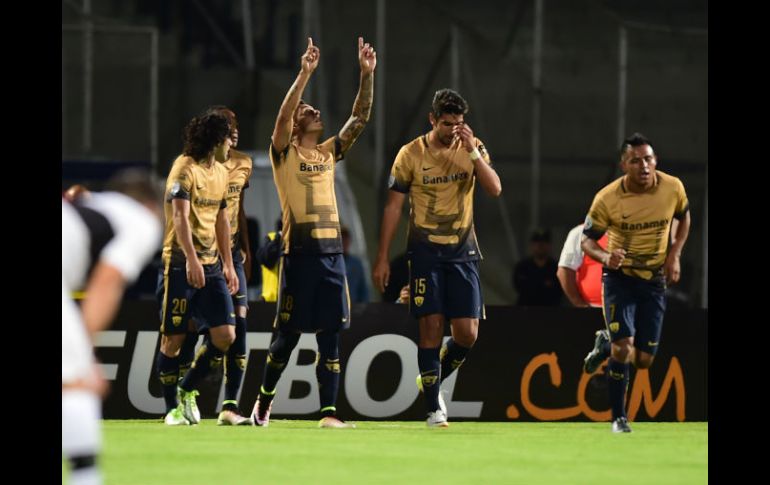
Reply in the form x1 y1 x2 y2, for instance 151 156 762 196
583 170 689 280
222 149 253 251
269 137 343 254
389 134 491 261
162 155 229 266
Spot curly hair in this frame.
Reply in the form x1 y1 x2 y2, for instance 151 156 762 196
182 112 231 160
432 88 469 118
204 105 238 133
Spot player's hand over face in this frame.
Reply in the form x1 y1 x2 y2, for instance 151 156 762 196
186 258 205 288
453 123 476 152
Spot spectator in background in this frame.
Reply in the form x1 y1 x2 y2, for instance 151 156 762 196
341 225 369 303
557 224 608 308
512 228 563 306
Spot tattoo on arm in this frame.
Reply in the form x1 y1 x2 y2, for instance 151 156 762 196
339 72 373 154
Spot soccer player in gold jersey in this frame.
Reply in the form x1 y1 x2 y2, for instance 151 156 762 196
175 106 255 425
155 112 239 425
251 37 376 428
373 88 502 427
580 133 690 433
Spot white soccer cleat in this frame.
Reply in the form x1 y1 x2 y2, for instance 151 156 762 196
611 416 632 433
178 388 200 424
164 405 190 426
426 409 449 428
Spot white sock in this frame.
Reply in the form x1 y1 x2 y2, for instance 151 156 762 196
62 390 102 485
68 467 102 485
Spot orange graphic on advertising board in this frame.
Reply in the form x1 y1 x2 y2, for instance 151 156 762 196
511 353 685 421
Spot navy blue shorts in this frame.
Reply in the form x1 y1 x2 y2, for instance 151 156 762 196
232 249 249 310
156 261 236 335
408 258 485 320
275 253 350 332
602 270 666 355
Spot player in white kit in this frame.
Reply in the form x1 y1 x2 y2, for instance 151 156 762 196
62 171 162 485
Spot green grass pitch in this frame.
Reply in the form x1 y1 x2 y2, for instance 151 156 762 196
64 420 707 484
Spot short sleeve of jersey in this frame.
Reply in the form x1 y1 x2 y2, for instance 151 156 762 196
476 138 492 166
558 225 585 270
318 136 342 161
388 146 413 193
85 193 162 283
220 168 229 209
238 152 253 189
244 157 253 189
102 211 161 283
583 194 609 240
673 177 690 220
169 164 193 200
269 140 288 165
